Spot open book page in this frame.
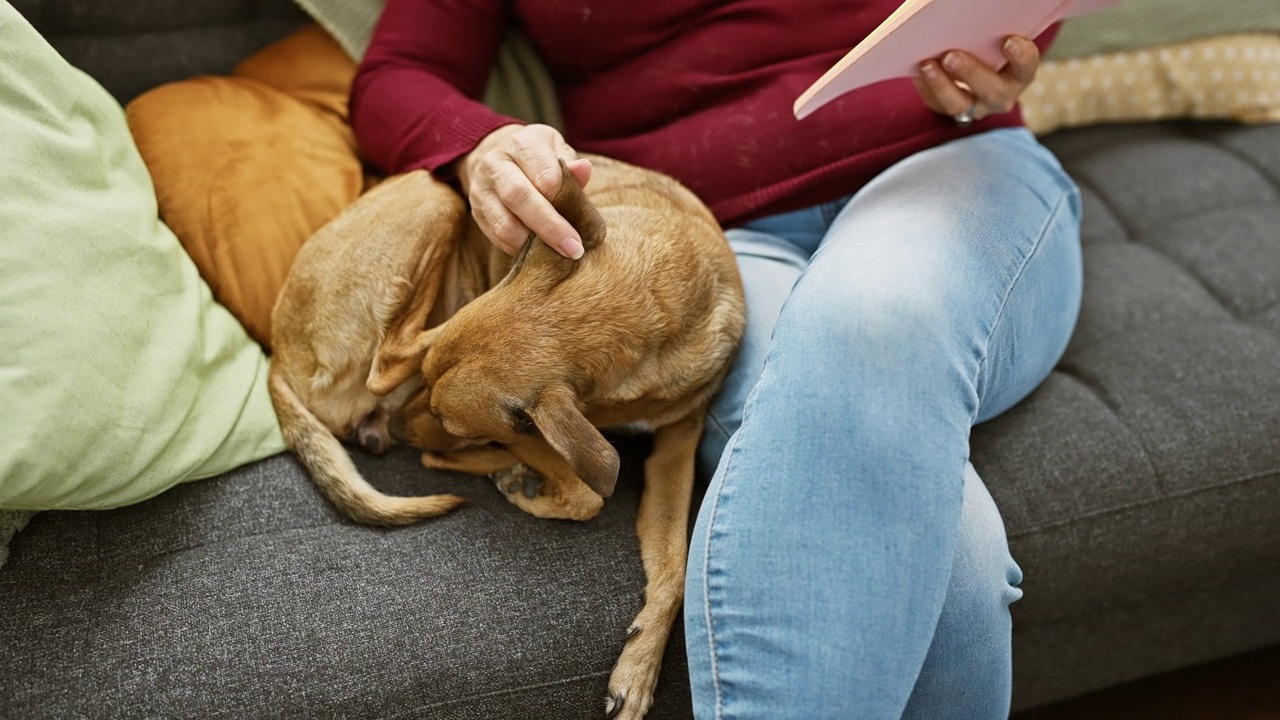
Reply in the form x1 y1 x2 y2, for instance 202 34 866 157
794 0 1122 119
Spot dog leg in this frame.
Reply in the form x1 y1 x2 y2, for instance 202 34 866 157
504 437 605 521
420 446 519 475
422 443 602 521
605 413 700 720
426 448 550 503
420 447 544 499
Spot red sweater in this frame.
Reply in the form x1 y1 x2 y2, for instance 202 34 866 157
351 0 1049 228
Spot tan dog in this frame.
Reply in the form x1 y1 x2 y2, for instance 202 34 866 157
369 156 746 719
270 156 745 719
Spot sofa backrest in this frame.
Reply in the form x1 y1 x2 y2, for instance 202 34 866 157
11 0 307 103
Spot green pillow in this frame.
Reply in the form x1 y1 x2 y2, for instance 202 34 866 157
0 4 285 511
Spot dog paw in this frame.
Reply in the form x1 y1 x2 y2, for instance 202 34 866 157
490 464 603 521
491 463 543 499
604 628 660 720
604 691 626 719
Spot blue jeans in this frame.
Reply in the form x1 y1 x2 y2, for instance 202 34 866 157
684 128 1083 719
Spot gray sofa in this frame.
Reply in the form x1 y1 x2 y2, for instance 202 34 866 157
3 1 1278 717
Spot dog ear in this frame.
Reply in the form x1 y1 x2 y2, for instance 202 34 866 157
525 383 619 497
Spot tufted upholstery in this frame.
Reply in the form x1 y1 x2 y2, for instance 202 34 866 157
977 121 1280 705
1 2 1278 717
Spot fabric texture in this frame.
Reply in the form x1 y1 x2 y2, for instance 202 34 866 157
994 121 1280 706
1047 0 1280 59
293 0 562 126
0 2 284 510
290 0 380 59
125 25 365 347
349 0 1040 229
8 0 308 103
0 511 34 569
0 443 695 719
1025 34 1280 136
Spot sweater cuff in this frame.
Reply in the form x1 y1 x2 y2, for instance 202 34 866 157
399 96 524 180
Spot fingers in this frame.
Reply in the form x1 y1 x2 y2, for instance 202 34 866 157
463 124 590 259
913 35 1041 121
470 189 530 256
565 157 592 190
916 59 977 117
999 35 1040 89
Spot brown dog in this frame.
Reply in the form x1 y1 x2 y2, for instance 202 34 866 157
369 156 745 719
270 156 745 719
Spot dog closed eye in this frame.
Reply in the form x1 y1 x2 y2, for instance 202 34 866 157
508 404 536 435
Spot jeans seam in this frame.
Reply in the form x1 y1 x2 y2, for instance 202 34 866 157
701 432 744 720
973 187 1075 420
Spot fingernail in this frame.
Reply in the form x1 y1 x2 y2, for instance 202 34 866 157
920 61 938 76
565 237 584 260
1004 37 1022 56
942 52 963 72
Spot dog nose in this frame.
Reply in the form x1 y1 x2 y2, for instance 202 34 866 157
387 414 405 442
356 423 387 455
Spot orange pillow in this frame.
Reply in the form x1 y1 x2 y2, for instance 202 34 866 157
126 25 367 348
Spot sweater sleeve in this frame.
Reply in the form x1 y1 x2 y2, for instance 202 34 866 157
350 0 523 177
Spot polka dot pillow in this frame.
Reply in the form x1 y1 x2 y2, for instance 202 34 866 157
1023 34 1280 135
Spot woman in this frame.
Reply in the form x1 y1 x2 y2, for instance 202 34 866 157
350 2 1082 717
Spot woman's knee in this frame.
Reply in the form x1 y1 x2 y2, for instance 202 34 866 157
943 465 1023 628
902 465 1020 719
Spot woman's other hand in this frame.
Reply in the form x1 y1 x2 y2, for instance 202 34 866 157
912 35 1041 124
455 123 593 259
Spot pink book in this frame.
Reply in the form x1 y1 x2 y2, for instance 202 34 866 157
793 0 1122 119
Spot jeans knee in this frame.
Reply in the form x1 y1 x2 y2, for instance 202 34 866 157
943 467 1023 628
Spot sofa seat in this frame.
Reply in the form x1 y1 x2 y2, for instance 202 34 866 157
980 121 1280 706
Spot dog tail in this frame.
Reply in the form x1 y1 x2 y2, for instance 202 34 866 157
268 366 465 527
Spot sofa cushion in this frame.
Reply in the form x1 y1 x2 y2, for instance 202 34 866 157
0 4 284 511
1024 34 1280 136
125 25 365 348
982 121 1280 707
0 442 693 718
1047 0 1280 59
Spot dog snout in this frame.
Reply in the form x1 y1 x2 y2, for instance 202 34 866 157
386 414 405 443
355 413 393 455
356 426 386 455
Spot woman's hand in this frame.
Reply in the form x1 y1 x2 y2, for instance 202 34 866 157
455 123 593 259
912 35 1041 125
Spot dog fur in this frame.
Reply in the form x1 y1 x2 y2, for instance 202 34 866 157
268 171 482 525
269 155 745 719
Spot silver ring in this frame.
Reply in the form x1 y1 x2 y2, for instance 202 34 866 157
953 101 978 128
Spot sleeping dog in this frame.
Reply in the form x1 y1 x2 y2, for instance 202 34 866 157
269 155 745 719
